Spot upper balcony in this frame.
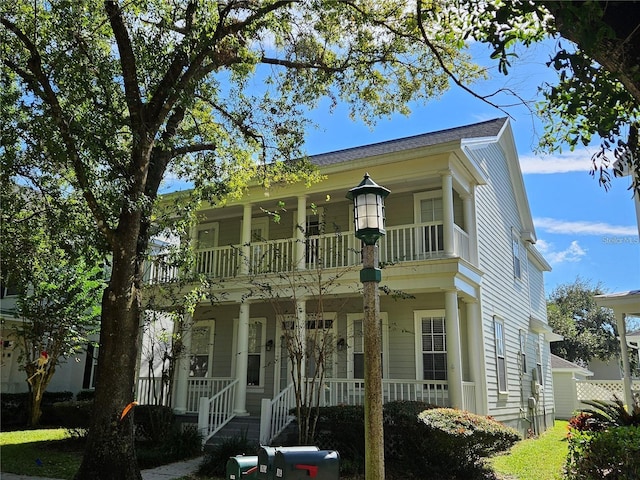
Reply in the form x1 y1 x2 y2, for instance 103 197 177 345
144 221 473 285
145 165 480 286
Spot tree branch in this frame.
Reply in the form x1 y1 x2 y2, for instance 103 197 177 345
104 1 145 136
415 1 514 118
1 17 116 246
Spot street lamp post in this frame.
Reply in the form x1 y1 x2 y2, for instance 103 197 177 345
347 173 390 480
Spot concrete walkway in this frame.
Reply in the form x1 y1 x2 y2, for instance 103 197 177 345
1 456 204 480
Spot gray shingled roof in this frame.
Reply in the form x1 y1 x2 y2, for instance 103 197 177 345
551 353 591 372
310 117 508 166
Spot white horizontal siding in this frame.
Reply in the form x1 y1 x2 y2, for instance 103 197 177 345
469 142 552 426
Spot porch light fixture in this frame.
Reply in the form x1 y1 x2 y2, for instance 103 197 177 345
346 172 390 246
346 172 389 480
265 339 274 351
337 338 346 351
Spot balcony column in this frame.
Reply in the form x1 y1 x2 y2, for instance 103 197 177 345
462 191 478 264
467 301 488 415
234 302 250 415
441 171 455 256
445 289 463 409
296 196 307 270
172 313 193 413
240 203 252 275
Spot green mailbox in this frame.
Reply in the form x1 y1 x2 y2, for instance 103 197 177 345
227 455 258 480
257 446 319 480
273 450 340 480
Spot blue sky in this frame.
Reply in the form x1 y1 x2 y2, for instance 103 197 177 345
299 41 640 296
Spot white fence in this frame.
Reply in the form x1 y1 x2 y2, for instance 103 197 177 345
576 380 640 403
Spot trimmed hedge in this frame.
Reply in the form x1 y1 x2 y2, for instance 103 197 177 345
287 401 519 479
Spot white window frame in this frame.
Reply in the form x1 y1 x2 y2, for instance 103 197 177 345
195 222 219 250
346 312 389 380
232 317 267 391
519 329 527 375
414 310 447 381
494 316 508 394
535 336 544 386
189 322 216 378
413 191 445 256
273 312 337 392
512 229 522 280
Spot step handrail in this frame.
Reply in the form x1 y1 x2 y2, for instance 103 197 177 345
260 382 296 444
198 378 239 443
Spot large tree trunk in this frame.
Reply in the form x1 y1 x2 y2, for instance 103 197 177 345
74 225 144 480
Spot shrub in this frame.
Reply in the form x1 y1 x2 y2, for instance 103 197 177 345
76 390 95 401
44 400 94 428
292 402 518 479
565 425 640 480
198 433 256 478
137 424 203 469
568 412 599 432
392 408 520 479
133 404 174 442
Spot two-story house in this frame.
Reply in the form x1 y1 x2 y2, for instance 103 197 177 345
140 117 556 443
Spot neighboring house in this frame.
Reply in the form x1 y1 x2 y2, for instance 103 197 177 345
140 117 556 442
594 291 640 408
550 354 593 420
0 286 99 396
587 328 640 380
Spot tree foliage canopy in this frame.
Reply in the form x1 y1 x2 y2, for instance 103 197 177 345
547 278 619 365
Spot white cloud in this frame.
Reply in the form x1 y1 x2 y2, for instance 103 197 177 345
534 217 638 236
536 239 587 265
519 150 593 174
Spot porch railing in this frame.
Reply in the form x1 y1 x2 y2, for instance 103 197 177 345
320 378 450 406
198 378 239 443
187 377 235 413
136 376 172 406
145 222 471 284
258 378 464 445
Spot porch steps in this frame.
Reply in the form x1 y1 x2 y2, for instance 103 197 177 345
204 416 261 451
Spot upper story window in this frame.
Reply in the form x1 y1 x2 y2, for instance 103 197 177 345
414 191 444 255
512 230 522 279
196 223 219 250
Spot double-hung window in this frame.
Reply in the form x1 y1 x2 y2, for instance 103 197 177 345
494 317 508 393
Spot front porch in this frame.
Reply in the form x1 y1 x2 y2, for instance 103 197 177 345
136 376 476 444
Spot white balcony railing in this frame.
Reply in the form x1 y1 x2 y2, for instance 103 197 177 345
146 222 471 284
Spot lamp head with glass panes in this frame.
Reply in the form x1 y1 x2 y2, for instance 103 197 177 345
346 173 390 245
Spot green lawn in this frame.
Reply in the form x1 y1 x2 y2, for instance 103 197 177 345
1 422 571 480
489 420 569 480
0 428 83 479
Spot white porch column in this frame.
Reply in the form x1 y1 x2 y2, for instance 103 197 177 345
616 312 634 410
234 302 250 415
173 313 193 413
445 290 463 409
240 204 252 275
462 192 478 265
441 171 455 256
296 196 307 270
467 301 488 415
